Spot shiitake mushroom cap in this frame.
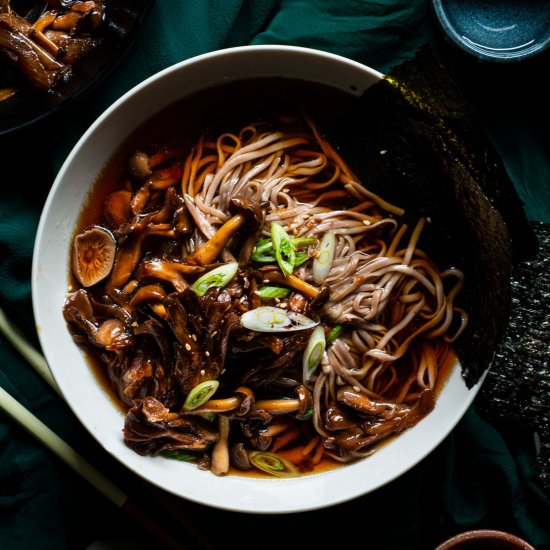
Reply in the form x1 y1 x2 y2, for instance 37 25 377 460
72 225 116 287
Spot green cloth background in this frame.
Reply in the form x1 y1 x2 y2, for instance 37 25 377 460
1 1 549 548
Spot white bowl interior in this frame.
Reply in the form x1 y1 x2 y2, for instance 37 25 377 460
32 45 481 514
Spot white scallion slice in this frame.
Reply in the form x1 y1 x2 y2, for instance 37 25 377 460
312 230 336 285
302 325 326 383
241 306 318 332
191 262 238 296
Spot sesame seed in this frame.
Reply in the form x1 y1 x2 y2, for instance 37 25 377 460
262 279 270 284
185 343 191 351
200 369 205 376
191 334 197 341
353 385 361 392
205 351 210 357
363 220 371 226
380 150 387 155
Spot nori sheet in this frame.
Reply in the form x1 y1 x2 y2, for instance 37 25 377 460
319 46 534 387
476 222 550 492
386 48 538 264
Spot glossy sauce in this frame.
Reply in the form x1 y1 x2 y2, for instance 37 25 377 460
70 77 460 477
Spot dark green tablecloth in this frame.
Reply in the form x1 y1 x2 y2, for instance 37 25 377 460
1 2 549 549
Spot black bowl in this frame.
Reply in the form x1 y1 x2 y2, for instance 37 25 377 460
0 0 155 137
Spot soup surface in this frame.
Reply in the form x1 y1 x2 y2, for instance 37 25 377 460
63 78 465 478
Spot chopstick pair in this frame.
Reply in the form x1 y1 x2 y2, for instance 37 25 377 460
0 306 213 550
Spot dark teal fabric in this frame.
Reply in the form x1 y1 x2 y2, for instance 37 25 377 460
1 1 549 549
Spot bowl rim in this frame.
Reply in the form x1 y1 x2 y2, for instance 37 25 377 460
436 529 535 549
32 44 483 514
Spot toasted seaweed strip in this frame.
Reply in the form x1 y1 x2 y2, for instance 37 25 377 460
385 46 538 263
318 47 515 387
476 222 550 492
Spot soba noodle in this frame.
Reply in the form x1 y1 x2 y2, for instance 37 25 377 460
64 108 467 477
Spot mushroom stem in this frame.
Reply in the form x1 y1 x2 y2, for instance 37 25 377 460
187 396 243 414
185 213 246 266
261 270 319 299
211 415 230 476
255 399 300 415
31 12 60 54
262 422 294 438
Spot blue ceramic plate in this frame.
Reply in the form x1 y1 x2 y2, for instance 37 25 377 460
432 0 550 62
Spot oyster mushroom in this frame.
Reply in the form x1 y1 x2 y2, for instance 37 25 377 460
295 385 313 420
94 319 132 350
230 442 251 471
129 284 167 307
185 195 264 266
127 151 152 181
130 162 184 215
104 189 133 226
135 259 203 293
72 226 116 287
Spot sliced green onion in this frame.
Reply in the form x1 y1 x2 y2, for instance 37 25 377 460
271 222 296 276
183 380 219 410
312 230 336 284
291 237 318 248
251 239 276 263
160 449 198 462
257 285 291 300
191 262 238 296
248 451 299 477
294 252 310 267
251 236 318 265
326 324 344 345
241 306 318 332
302 325 326 383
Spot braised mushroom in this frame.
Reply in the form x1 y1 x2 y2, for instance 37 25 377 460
72 226 116 287
104 189 133 226
185 195 264 266
127 151 152 181
230 442 251 471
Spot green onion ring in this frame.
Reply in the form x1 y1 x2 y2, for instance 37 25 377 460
191 262 238 296
183 380 219 410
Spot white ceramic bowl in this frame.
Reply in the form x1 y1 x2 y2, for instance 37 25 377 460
32 45 483 514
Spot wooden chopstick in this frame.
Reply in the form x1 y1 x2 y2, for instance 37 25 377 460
0 306 59 394
0 385 189 549
0 306 214 549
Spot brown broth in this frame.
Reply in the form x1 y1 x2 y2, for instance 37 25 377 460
74 77 358 412
71 77 460 478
